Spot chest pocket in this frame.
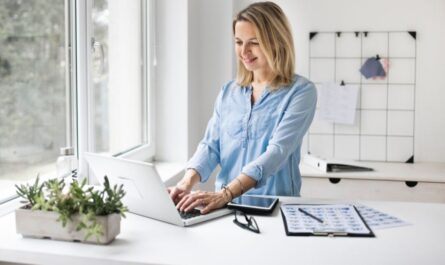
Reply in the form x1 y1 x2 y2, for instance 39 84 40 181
223 114 244 138
222 107 278 139
249 113 276 139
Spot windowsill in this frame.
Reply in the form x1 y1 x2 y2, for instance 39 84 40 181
154 161 186 185
0 196 22 218
0 161 186 216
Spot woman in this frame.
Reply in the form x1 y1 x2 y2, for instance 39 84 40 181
169 1 317 214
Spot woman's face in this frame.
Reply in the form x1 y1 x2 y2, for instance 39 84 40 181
234 21 270 74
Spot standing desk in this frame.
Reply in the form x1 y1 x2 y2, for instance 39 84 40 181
1 196 444 265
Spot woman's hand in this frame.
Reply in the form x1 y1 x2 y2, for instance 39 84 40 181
176 190 229 214
167 184 192 205
168 169 201 204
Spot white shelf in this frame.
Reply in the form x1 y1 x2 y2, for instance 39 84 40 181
300 161 445 183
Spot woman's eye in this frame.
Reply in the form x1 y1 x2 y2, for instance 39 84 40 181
235 41 242 45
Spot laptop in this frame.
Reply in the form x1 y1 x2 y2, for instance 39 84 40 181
84 152 232 226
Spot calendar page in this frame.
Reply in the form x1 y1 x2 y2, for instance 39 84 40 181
280 204 373 236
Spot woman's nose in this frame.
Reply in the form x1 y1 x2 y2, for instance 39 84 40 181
241 45 250 56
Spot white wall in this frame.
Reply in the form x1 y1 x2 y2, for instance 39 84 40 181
155 0 189 162
155 0 233 163
188 0 234 157
272 0 445 162
156 0 445 163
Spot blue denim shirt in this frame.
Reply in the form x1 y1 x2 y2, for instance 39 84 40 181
187 75 317 196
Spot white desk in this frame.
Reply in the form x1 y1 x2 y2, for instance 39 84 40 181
300 162 445 202
1 197 445 265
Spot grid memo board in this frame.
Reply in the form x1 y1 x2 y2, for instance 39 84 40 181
307 31 416 163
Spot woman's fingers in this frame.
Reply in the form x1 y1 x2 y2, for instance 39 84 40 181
168 186 190 204
176 193 198 211
177 191 227 214
177 192 207 212
184 198 206 212
168 186 178 197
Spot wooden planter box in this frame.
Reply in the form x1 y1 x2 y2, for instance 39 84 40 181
15 207 121 244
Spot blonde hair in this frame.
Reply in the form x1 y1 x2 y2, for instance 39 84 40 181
233 1 295 89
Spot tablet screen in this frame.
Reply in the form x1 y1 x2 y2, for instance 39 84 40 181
229 196 278 209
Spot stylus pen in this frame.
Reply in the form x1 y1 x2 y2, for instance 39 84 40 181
298 208 324 224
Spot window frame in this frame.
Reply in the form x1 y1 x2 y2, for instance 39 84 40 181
113 0 156 162
75 0 156 182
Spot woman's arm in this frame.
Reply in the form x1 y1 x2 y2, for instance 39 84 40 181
168 85 227 206
184 86 226 183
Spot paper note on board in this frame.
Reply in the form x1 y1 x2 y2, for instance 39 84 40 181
317 82 359 125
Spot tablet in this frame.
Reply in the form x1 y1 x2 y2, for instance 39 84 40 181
227 196 279 215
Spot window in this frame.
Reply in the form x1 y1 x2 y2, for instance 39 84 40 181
0 0 68 202
90 0 152 156
0 0 155 203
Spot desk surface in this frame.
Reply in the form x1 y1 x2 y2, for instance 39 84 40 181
1 197 445 265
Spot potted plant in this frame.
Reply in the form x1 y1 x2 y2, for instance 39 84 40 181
15 176 127 244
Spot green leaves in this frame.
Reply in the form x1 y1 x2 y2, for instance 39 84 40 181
15 175 44 206
15 175 127 242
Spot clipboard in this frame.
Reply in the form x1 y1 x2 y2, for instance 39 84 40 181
280 204 375 237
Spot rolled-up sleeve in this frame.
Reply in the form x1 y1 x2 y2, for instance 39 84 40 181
186 89 223 183
242 82 317 187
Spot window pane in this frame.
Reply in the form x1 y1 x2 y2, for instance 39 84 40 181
92 0 146 154
0 1 67 198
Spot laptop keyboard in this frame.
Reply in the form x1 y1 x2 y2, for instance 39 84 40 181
178 208 202 219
